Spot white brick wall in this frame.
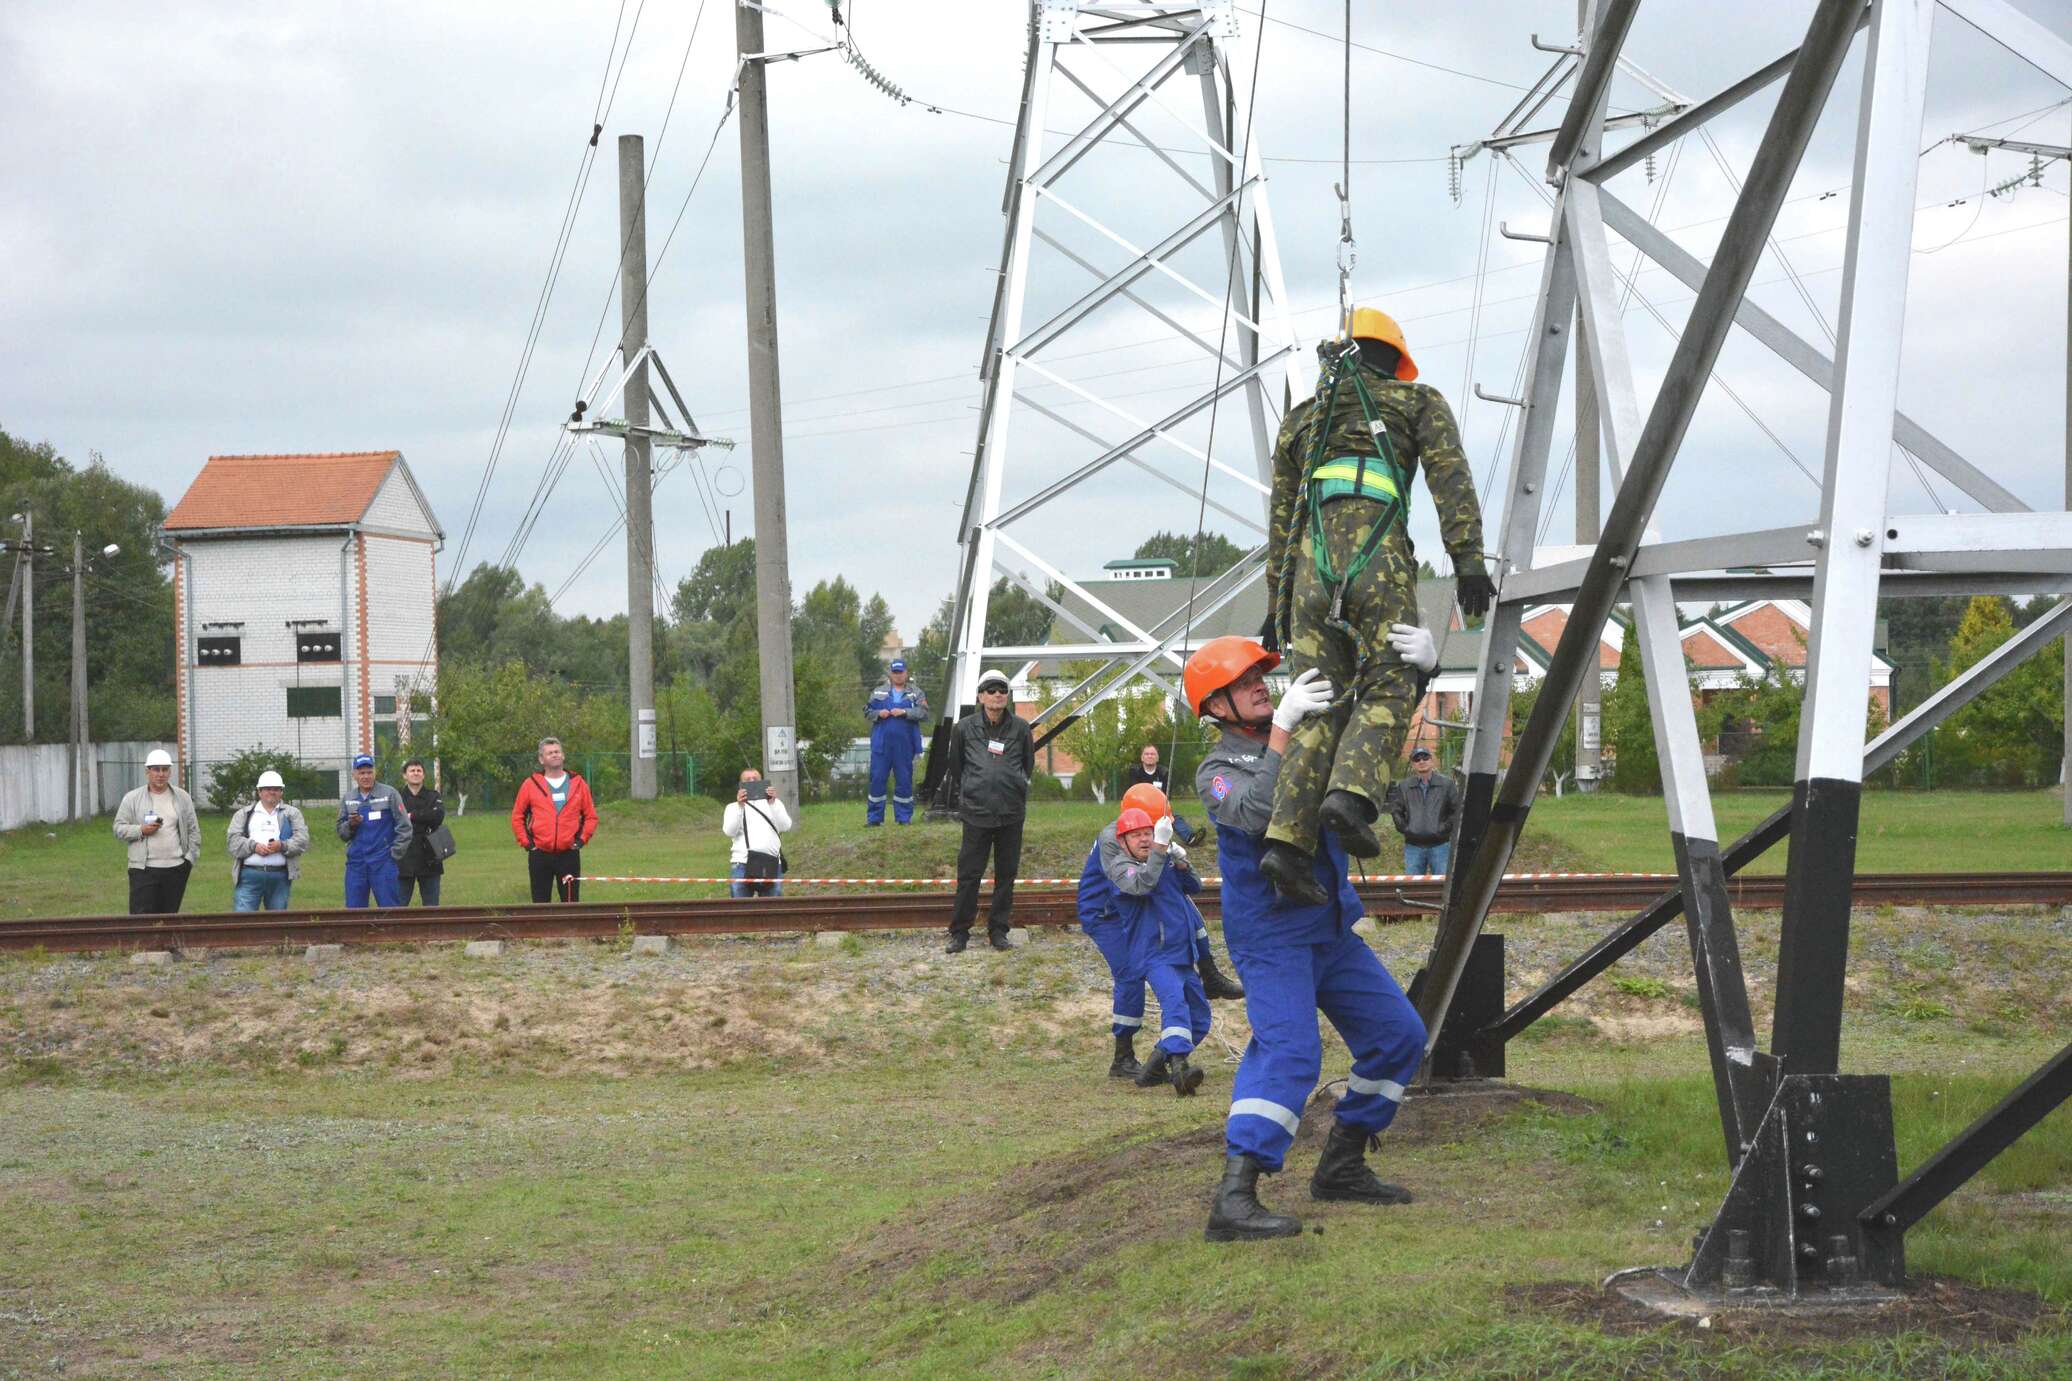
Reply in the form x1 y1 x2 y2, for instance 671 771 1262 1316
363 467 438 537
178 525 436 799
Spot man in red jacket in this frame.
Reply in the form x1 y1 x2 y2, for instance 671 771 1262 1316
509 736 599 902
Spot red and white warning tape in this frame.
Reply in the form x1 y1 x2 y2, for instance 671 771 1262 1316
579 871 1678 886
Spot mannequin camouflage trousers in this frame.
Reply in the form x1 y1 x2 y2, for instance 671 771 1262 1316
1267 500 1421 855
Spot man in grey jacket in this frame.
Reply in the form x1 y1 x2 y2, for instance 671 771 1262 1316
228 770 310 911
112 748 202 914
1385 747 1459 876
942 668 1035 953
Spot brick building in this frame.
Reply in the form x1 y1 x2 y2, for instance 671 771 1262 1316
163 452 442 799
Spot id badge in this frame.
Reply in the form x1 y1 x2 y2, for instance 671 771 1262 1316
367 809 383 821
987 739 1005 756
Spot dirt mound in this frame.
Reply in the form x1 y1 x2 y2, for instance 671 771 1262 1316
832 1083 1592 1307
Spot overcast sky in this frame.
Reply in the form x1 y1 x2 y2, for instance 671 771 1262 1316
4 1 2068 645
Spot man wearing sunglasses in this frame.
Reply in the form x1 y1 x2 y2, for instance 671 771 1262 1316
941 668 1035 953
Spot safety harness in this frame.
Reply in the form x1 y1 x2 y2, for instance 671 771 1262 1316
1273 346 1411 678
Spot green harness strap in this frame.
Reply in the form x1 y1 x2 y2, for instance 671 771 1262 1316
1272 350 1413 696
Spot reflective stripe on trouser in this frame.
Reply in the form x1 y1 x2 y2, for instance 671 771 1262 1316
1084 919 1148 1038
1146 962 1210 1056
1266 502 1421 854
865 740 915 824
1224 928 1425 1171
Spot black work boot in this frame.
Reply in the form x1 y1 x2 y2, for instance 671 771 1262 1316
1197 954 1245 1002
988 930 1016 952
1135 1047 1171 1089
1309 1120 1414 1204
1319 790 1382 858
944 932 969 955
1260 841 1329 907
1167 1052 1204 1097
1205 1153 1303 1242
1108 1033 1142 1080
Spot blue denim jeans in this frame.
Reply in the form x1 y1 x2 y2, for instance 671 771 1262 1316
729 862 782 899
1403 841 1450 877
234 868 293 911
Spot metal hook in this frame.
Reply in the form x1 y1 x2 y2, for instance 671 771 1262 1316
1498 221 1551 243
1474 385 1526 408
1530 33 1583 55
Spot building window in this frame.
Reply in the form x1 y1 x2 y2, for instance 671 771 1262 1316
196 635 242 666
287 686 343 719
373 695 397 716
297 632 342 663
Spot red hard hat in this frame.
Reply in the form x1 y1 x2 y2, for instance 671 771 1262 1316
1183 635 1280 717
1120 783 1169 820
1116 806 1155 836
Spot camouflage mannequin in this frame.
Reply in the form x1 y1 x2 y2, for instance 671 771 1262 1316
1258 308 1494 905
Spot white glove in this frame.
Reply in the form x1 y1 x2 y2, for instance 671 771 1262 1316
1169 843 1189 869
1272 667 1334 731
1153 815 1175 847
1387 622 1439 674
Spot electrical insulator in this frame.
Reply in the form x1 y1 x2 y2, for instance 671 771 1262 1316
1644 148 1657 184
1447 152 1462 205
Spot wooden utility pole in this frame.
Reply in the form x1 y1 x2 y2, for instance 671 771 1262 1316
18 509 31 740
736 1 800 812
618 133 659 801
69 534 90 817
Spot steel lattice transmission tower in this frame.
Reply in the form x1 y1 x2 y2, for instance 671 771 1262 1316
1409 0 2072 1306
939 0 1300 738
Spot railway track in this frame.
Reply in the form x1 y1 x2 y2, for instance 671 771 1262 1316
0 872 2064 955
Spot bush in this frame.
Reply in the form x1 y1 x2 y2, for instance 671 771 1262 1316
205 745 336 813
1028 771 1070 802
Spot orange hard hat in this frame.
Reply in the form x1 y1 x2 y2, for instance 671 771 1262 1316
1343 307 1419 381
1184 635 1280 717
1120 782 1169 820
1117 806 1155 836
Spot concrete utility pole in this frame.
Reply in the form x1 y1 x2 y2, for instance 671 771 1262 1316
68 534 88 817
18 509 31 740
618 133 659 801
2064 192 2070 826
736 0 800 812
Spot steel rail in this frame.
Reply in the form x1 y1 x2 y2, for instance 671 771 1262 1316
0 873 2064 955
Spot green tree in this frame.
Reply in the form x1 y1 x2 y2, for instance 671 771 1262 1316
0 431 177 743
1507 680 1577 793
1599 631 1660 794
1935 596 2065 785
1055 668 1175 799
1134 530 1248 580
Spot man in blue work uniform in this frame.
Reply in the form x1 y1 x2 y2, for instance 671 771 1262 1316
1077 793 1238 1082
335 753 412 909
863 659 929 826
1185 627 1438 1242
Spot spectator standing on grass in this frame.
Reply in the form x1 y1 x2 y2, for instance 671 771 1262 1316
942 667 1035 954
510 736 598 903
112 748 200 915
396 759 446 906
1122 743 1169 796
1385 747 1458 877
337 754 411 908
724 767 792 898
863 658 929 826
228 770 308 912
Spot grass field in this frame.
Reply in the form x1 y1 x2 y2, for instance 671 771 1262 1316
1 791 2067 1376
2 787 2065 919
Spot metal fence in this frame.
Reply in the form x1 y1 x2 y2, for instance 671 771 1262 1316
1 741 172 831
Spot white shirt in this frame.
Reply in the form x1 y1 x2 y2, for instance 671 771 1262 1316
722 795 793 865
244 802 288 867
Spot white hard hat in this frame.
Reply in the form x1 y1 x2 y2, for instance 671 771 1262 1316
256 770 286 789
145 749 173 768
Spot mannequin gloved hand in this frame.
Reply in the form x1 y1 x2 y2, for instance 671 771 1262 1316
1153 815 1175 848
1454 558 1498 620
1386 622 1439 674
1256 611 1281 654
1272 667 1335 732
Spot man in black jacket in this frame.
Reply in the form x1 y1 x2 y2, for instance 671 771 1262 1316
943 668 1036 953
1385 747 1458 876
395 758 447 905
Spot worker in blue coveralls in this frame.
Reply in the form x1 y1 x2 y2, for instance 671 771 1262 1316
1101 804 1210 1095
864 659 929 826
1076 785 1242 1082
1185 624 1439 1242
335 753 412 909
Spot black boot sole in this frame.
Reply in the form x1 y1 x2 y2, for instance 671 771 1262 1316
1310 1182 1414 1205
1171 1062 1204 1097
1202 981 1245 1001
1259 851 1329 907
1204 1218 1303 1242
1319 795 1382 858
1108 1060 1142 1080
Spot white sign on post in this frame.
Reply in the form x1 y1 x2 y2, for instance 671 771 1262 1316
637 708 657 759
1578 705 1602 779
764 725 796 774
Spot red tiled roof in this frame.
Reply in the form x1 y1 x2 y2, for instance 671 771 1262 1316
164 452 399 531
